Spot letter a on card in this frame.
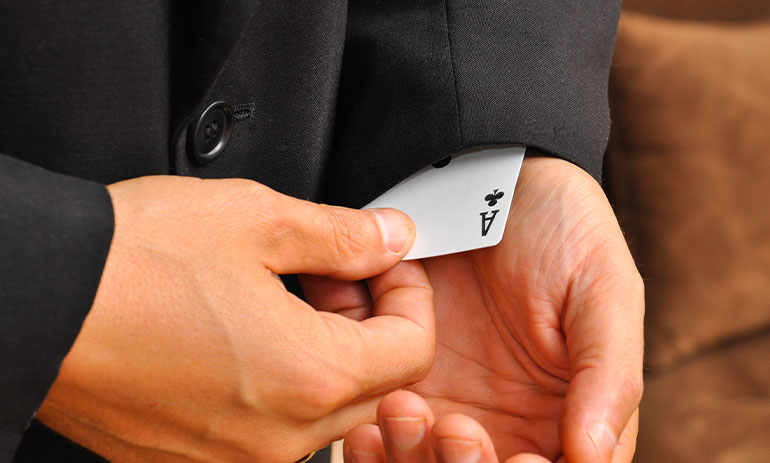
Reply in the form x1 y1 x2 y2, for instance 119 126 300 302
480 210 499 237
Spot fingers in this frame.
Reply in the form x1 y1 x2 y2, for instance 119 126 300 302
344 425 386 462
504 455 552 463
356 260 435 389
341 390 438 463
378 391 435 463
316 261 434 404
299 275 373 321
255 188 415 279
344 391 504 463
431 414 500 463
365 260 433 331
560 246 645 463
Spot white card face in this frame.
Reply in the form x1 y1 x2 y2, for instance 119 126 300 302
364 146 525 260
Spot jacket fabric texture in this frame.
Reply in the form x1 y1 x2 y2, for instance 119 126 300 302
0 1 621 461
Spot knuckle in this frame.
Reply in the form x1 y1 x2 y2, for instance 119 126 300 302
247 183 280 226
223 179 280 235
234 177 263 193
326 208 376 260
389 330 436 386
246 187 300 254
241 177 271 196
294 388 333 421
224 178 270 210
411 339 436 382
290 371 354 421
411 359 433 384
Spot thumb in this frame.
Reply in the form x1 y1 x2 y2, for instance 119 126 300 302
252 187 415 279
560 249 645 463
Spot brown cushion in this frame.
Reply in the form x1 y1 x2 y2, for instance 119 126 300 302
623 0 770 22
636 332 770 463
606 12 770 369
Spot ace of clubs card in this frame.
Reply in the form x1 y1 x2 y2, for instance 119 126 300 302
364 145 525 260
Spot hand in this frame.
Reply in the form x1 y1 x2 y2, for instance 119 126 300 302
343 390 549 463
310 157 644 462
37 176 435 463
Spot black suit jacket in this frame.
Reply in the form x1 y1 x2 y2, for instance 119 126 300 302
0 1 620 461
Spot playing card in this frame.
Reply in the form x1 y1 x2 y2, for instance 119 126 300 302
364 145 525 260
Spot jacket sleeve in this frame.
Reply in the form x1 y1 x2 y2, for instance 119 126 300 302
0 154 113 462
326 0 621 208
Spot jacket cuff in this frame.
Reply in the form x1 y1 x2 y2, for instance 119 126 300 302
0 154 114 462
445 1 621 182
327 0 620 208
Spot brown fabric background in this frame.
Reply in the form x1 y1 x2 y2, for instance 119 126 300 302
606 9 770 462
623 0 770 22
635 332 770 462
608 12 770 370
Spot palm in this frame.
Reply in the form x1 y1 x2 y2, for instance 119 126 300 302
408 157 642 461
413 247 568 459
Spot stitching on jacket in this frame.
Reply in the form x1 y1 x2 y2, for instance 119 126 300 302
233 102 255 122
443 0 464 147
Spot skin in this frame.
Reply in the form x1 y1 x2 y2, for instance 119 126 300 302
37 176 436 463
307 157 645 463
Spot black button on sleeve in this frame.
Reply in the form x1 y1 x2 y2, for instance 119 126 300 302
188 101 234 164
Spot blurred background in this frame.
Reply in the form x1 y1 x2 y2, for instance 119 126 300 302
605 0 770 461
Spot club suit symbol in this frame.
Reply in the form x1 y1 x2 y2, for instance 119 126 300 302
481 189 504 237
485 189 504 207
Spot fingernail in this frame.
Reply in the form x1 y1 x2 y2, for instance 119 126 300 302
372 209 412 254
350 450 382 463
587 421 618 459
383 417 426 449
437 438 482 463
